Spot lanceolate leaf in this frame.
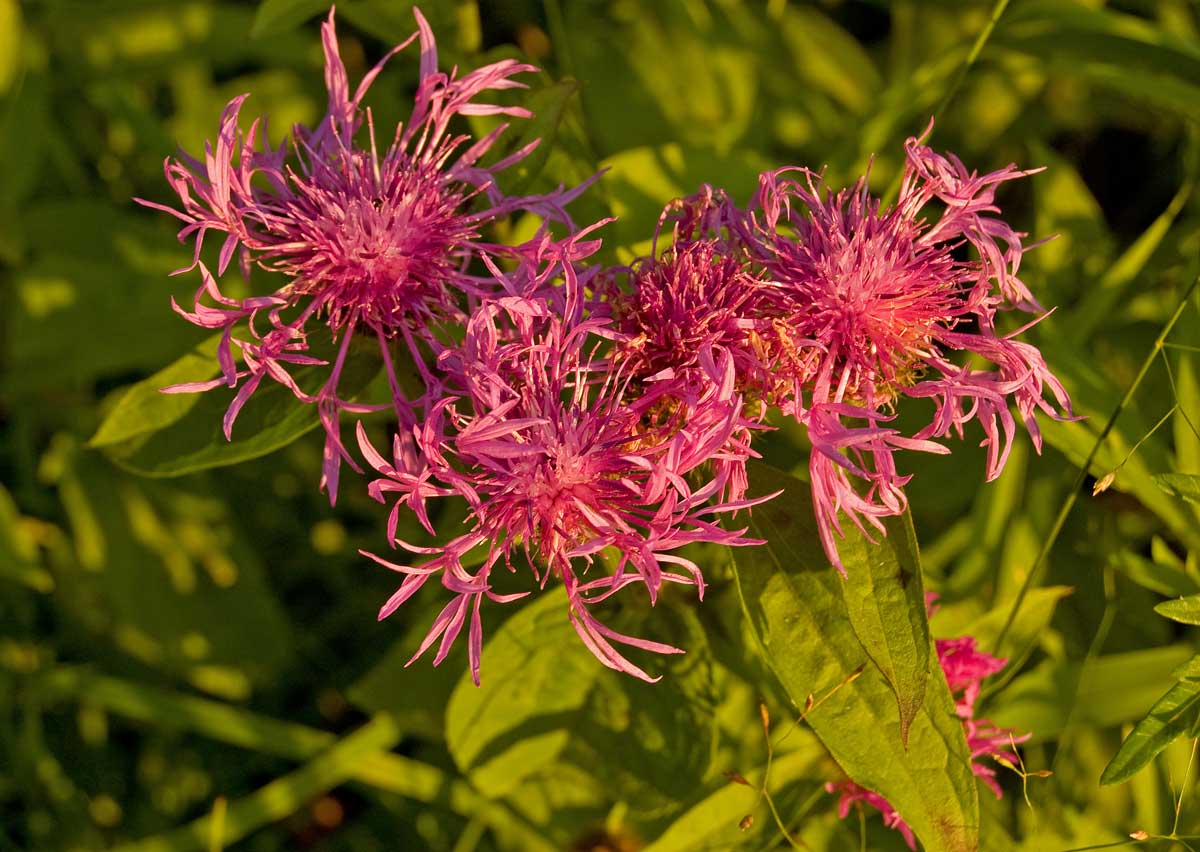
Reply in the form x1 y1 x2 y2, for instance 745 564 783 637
837 503 931 745
92 336 381 478
732 463 979 852
444 589 716 805
90 334 221 449
1100 654 1200 786
1154 473 1200 505
445 589 601 798
1154 594 1200 627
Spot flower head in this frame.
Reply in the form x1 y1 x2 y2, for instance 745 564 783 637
358 239 769 684
140 6 590 499
601 188 783 503
743 121 1075 570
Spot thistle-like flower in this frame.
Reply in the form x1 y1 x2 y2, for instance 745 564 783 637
358 240 769 684
139 6 588 499
602 189 783 503
826 621 1029 848
743 122 1074 570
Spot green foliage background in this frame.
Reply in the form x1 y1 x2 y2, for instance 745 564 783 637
3 0 1200 849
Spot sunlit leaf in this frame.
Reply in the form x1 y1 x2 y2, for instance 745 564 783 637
1154 595 1200 626
990 644 1197 741
642 746 825 852
90 335 220 449
955 586 1074 664
837 508 931 744
732 463 978 852
444 588 601 798
995 2 1200 122
1100 654 1200 786
97 337 380 478
1113 550 1199 599
1154 472 1200 505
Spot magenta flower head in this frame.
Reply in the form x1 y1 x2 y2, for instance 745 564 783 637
601 188 785 502
607 188 774 404
357 237 771 685
743 121 1075 571
827 620 1029 847
138 6 590 500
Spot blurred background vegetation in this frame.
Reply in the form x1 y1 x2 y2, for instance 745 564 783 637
3 0 1200 849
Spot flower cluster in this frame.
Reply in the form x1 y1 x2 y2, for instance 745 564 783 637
604 127 1076 571
143 7 1070 691
825 617 1030 848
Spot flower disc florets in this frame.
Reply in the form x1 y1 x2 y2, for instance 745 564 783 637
140 7 591 499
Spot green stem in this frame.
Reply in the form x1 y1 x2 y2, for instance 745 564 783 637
881 0 1010 204
991 271 1200 660
932 0 1011 122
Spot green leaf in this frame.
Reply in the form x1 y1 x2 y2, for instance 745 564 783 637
250 0 329 38
1154 473 1200 505
561 3 758 156
838 508 930 745
995 2 1200 123
495 79 582 196
600 143 769 253
775 5 879 115
1025 143 1111 306
1039 340 1200 552
444 588 601 798
97 337 380 478
1100 654 1200 786
444 587 717 810
1113 550 1199 598
958 586 1075 663
561 602 718 817
0 0 21 97
732 463 979 852
642 746 825 852
0 484 53 593
90 334 220 448
1069 172 1194 342
1155 595 1200 626
47 449 294 689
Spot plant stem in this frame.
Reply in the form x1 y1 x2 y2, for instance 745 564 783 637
991 271 1200 662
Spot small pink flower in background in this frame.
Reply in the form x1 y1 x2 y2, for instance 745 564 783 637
824 780 917 849
826 625 1029 847
358 239 772 684
139 6 590 500
742 121 1075 571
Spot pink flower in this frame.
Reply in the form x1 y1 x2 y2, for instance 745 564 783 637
743 121 1075 571
139 6 590 500
827 625 1029 846
824 779 917 849
602 189 789 503
358 238 771 684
